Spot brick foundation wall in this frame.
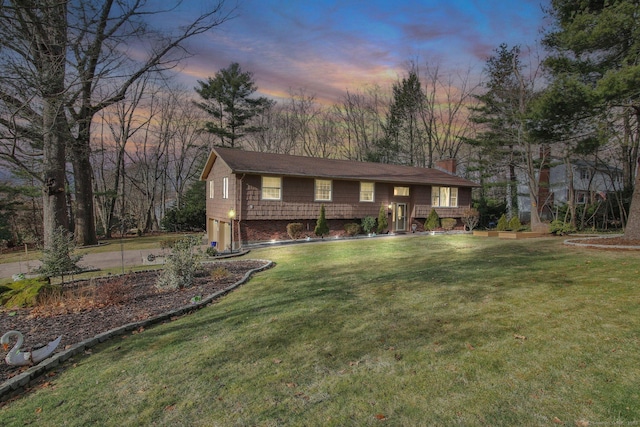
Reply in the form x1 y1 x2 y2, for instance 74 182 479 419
237 217 465 245
239 219 374 244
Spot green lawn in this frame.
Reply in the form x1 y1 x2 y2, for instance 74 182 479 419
2 235 639 426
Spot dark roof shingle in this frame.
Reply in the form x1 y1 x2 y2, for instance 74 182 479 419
204 147 479 187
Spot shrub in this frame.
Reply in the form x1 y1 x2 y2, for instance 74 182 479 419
36 226 83 284
0 277 60 308
287 222 304 240
361 216 376 234
210 267 230 281
496 214 508 231
461 208 480 231
314 204 329 238
156 235 202 290
508 216 522 231
96 277 129 306
550 220 577 235
441 218 457 231
425 209 440 231
377 204 389 233
344 223 361 236
205 246 218 257
160 237 180 250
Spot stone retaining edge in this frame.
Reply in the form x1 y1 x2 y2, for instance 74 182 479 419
0 259 274 402
563 234 640 250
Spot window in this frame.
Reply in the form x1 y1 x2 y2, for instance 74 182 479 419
432 186 458 207
262 176 282 200
360 182 374 202
394 186 410 196
209 180 214 199
576 191 587 204
580 169 591 180
222 177 229 199
315 179 332 201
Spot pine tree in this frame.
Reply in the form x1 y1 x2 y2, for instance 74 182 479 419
314 204 329 238
195 63 274 148
425 208 440 231
496 214 508 231
36 226 83 284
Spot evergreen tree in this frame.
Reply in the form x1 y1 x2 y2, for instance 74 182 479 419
161 181 206 232
314 204 329 238
469 43 548 231
195 63 274 148
508 215 522 231
377 204 389 234
542 0 640 240
469 44 525 221
36 226 83 284
425 208 440 231
496 214 508 231
379 68 426 166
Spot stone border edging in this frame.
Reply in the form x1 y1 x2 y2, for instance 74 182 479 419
563 234 640 250
0 259 274 402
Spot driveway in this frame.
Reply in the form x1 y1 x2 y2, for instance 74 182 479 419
0 249 158 280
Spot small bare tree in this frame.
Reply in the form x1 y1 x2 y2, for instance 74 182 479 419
461 208 480 231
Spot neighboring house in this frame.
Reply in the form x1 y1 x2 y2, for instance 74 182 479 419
200 147 479 249
518 159 623 221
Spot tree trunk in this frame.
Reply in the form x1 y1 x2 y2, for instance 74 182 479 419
623 158 640 240
71 117 98 246
623 107 640 240
72 150 98 246
42 103 69 246
40 0 70 250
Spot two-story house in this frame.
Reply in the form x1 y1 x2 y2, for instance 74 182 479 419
200 147 479 249
517 159 624 222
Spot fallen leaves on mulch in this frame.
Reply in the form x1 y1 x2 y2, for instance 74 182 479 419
0 260 268 384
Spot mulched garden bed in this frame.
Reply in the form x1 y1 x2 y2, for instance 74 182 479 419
0 260 270 385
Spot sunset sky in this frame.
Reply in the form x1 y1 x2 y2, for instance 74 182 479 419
158 0 550 103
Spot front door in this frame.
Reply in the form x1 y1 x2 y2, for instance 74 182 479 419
394 203 407 232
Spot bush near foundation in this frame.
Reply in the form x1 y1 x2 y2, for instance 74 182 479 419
441 218 457 231
344 223 361 236
287 223 304 240
425 209 440 231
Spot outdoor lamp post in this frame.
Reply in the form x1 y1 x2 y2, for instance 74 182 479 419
228 208 235 253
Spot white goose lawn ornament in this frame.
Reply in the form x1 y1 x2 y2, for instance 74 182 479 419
1 330 62 366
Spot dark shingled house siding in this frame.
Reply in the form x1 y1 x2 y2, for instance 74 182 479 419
242 175 388 221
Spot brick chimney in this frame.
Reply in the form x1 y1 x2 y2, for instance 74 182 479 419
435 158 457 175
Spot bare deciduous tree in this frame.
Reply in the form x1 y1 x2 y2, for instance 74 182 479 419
334 86 387 161
0 0 234 250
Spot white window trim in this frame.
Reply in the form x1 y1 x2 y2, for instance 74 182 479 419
222 177 229 199
262 176 282 200
209 180 214 199
315 179 333 201
360 182 375 202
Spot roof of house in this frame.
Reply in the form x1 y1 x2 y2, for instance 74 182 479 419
200 147 479 187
